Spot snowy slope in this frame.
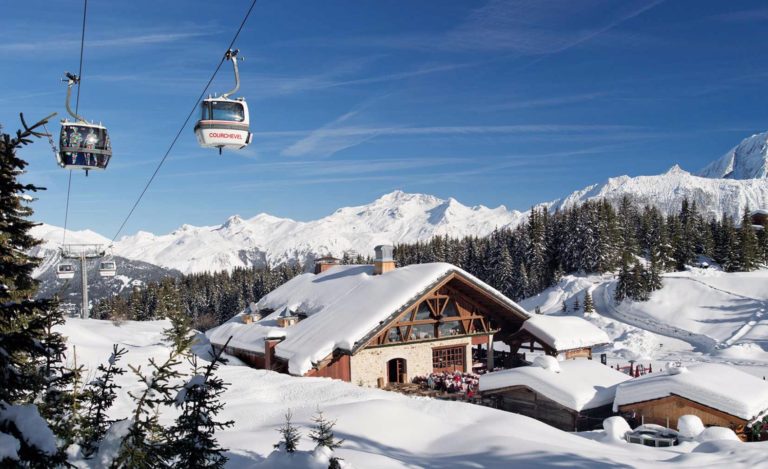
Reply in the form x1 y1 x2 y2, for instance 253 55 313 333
547 165 768 222
699 131 768 179
56 318 768 468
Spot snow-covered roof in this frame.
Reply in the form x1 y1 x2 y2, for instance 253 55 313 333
479 359 631 411
613 363 768 421
521 315 610 351
207 262 529 376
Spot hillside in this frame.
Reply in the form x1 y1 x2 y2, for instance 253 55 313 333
699 132 768 179
56 318 768 467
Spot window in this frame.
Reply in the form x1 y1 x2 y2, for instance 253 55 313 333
410 323 435 340
210 101 245 122
387 328 402 343
414 302 432 321
432 346 465 372
438 320 463 337
442 301 459 318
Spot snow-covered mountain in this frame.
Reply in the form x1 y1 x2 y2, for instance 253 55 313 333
547 165 768 221
699 131 768 179
34 191 525 275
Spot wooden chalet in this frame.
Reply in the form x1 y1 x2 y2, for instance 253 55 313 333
613 363 768 441
207 245 537 387
750 209 768 230
479 357 630 431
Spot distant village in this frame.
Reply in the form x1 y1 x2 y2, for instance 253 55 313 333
207 244 768 445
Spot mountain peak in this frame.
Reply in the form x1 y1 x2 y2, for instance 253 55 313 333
665 164 688 175
698 131 768 179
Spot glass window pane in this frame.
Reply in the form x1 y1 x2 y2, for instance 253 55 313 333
438 320 463 337
410 323 435 340
442 301 459 318
414 302 432 321
387 328 402 343
210 101 244 122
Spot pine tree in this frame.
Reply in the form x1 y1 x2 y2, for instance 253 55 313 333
583 291 594 313
309 409 344 451
738 208 759 272
561 300 567 313
0 113 68 466
166 341 234 468
80 345 128 458
275 410 301 453
112 352 184 468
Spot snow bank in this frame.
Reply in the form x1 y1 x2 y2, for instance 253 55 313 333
677 415 705 439
613 363 768 421
697 426 741 443
602 416 631 442
209 262 528 375
479 360 630 411
521 314 610 351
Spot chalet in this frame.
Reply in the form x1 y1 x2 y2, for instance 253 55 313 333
507 314 610 360
479 356 630 431
750 209 768 230
207 245 535 386
613 363 768 440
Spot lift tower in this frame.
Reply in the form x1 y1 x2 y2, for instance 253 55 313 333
60 244 105 318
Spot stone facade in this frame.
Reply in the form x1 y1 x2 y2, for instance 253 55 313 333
350 336 472 387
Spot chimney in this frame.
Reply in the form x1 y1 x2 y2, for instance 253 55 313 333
314 256 341 274
373 245 395 275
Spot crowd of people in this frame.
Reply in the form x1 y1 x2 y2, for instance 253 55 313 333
412 371 481 398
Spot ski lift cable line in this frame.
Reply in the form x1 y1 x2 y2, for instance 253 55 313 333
63 0 88 245
108 0 259 244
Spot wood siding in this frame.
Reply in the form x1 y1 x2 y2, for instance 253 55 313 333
306 354 351 381
618 394 749 440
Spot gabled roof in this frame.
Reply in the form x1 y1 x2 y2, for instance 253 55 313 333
520 315 610 352
613 363 768 421
479 359 630 411
207 262 529 376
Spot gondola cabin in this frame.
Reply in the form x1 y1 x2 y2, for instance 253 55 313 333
99 261 117 277
58 120 112 171
56 263 75 280
194 97 252 152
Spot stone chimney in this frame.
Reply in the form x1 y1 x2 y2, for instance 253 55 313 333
314 256 341 274
373 245 395 275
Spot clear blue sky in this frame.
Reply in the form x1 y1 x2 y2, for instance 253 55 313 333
2 0 767 237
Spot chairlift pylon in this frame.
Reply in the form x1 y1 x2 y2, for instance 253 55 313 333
194 49 252 153
58 72 112 175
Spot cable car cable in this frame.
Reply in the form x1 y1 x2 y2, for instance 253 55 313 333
108 0 259 244
61 0 88 245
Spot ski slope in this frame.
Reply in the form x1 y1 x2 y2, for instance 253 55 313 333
57 319 768 468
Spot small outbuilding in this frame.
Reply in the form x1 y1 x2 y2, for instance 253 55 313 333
506 314 611 360
479 357 631 431
613 363 768 440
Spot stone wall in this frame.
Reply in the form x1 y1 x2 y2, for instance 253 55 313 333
350 337 472 387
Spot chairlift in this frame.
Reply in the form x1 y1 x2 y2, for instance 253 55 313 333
99 260 117 278
58 73 112 174
194 49 252 154
56 263 75 280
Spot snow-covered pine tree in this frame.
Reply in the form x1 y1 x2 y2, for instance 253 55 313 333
583 291 594 313
166 343 234 468
573 297 580 311
561 300 567 313
738 208 759 272
275 410 301 453
79 345 128 458
112 352 184 468
0 113 68 466
309 409 343 451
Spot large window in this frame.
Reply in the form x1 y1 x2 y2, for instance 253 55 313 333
432 346 465 373
438 320 463 337
202 101 245 122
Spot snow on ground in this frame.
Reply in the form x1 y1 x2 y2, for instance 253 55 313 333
56 318 768 468
518 269 768 379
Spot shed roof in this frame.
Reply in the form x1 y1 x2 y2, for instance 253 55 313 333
479 359 630 411
613 363 768 421
520 315 610 352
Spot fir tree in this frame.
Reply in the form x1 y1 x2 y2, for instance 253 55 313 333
275 410 301 453
738 208 759 272
0 113 68 466
583 291 594 313
166 340 234 468
308 409 344 451
112 352 184 468
80 345 128 458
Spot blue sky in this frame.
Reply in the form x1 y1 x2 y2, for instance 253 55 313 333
2 0 768 237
